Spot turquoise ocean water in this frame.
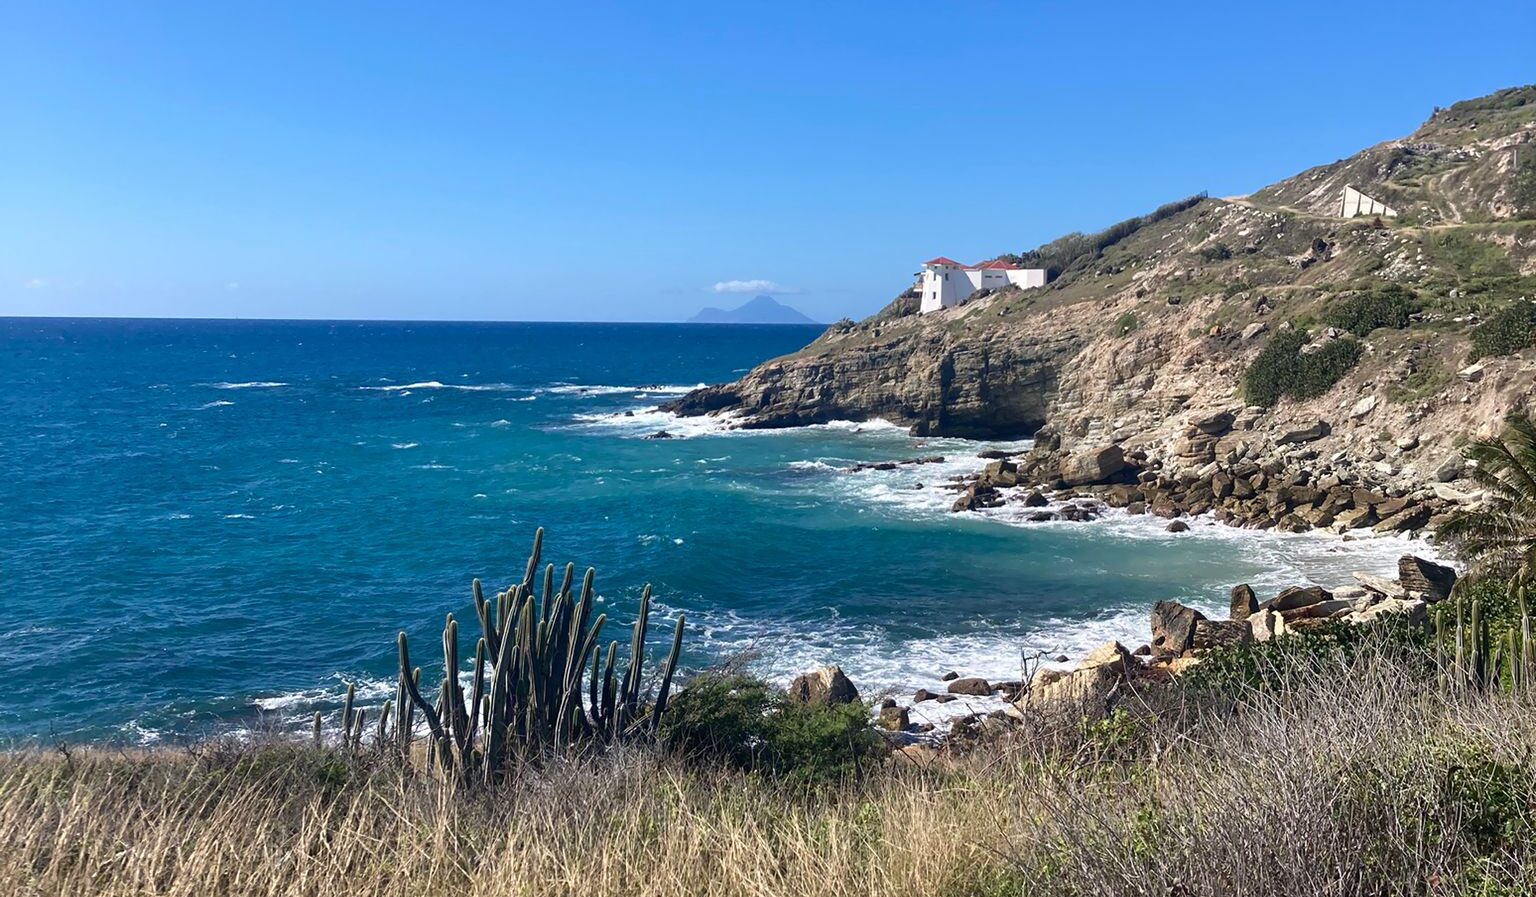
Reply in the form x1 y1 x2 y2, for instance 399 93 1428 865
1 318 1425 742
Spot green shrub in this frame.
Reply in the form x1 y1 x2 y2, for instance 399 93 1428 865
660 673 886 786
1243 330 1363 407
1469 300 1536 360
1112 311 1139 337
1197 241 1233 262
1182 618 1432 694
1514 153 1536 220
1007 193 1207 280
1322 284 1419 336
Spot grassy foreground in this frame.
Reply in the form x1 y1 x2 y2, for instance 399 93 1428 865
4 636 1535 897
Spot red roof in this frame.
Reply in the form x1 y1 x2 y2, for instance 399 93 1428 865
976 259 1021 270
923 256 965 267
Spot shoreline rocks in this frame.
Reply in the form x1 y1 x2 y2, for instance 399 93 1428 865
803 554 1459 744
949 425 1460 537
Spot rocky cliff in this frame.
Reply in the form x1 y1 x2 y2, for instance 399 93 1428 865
665 87 1536 530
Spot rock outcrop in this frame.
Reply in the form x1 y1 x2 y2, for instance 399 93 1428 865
788 665 860 705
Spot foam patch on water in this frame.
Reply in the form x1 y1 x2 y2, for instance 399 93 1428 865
569 407 747 439
570 408 924 441
199 400 235 409
208 381 288 389
968 495 1446 593
359 381 522 393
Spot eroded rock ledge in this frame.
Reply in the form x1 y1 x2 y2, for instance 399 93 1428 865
948 405 1469 536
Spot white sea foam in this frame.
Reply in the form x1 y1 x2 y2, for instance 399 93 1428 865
199 400 235 409
542 382 703 397
223 513 254 519
391 442 419 450
209 381 287 390
359 381 521 393
569 408 927 441
569 407 747 439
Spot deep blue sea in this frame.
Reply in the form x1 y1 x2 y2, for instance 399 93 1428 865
1 318 1426 742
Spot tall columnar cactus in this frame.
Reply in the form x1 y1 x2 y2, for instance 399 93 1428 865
362 528 684 783
1437 582 1536 693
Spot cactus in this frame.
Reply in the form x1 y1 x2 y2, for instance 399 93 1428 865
1437 582 1536 693
353 528 685 784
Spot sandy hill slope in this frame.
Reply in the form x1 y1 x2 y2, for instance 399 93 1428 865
666 86 1536 509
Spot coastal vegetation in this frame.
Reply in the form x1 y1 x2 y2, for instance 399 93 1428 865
6 618 1536 896
1441 412 1536 586
1242 329 1363 407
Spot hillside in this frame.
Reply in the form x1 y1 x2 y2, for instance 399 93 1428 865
665 86 1536 532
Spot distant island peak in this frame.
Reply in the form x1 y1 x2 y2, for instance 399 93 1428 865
688 295 819 325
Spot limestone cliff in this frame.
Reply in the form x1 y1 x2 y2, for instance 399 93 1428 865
665 87 1536 501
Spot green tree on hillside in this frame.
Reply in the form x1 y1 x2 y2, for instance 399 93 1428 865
1440 412 1536 587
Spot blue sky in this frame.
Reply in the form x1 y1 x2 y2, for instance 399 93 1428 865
3 2 1533 323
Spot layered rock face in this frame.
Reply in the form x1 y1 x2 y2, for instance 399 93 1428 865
665 327 1082 438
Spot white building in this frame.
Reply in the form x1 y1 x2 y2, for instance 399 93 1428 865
1340 185 1397 218
917 257 1047 314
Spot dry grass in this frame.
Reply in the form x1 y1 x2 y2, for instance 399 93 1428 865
4 645 1535 896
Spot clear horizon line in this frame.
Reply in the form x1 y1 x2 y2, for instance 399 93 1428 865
0 313 829 326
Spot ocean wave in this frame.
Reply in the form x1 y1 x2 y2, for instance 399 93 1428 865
541 382 704 397
391 442 419 449
568 407 746 439
359 381 520 392
208 381 288 390
198 400 236 409
568 408 938 441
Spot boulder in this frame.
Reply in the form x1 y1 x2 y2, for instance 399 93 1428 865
912 688 939 703
1334 506 1375 530
1192 619 1251 649
1190 409 1236 435
1373 505 1432 534
1349 395 1378 420
877 705 910 732
1248 608 1287 642
1351 597 1429 625
1434 455 1465 483
1229 584 1259 622
1022 641 1136 716
1060 445 1128 487
1398 555 1457 603
1022 490 1049 507
1150 600 1206 654
1285 598 1356 620
1267 585 1332 612
946 676 992 696
1278 420 1331 445
1166 520 1190 533
787 665 860 706
1352 571 1407 600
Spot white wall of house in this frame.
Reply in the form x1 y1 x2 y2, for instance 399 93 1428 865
918 259 1047 313
1005 269 1047 289
918 262 971 313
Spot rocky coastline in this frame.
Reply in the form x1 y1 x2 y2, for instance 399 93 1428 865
790 552 1459 746
946 405 1470 537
